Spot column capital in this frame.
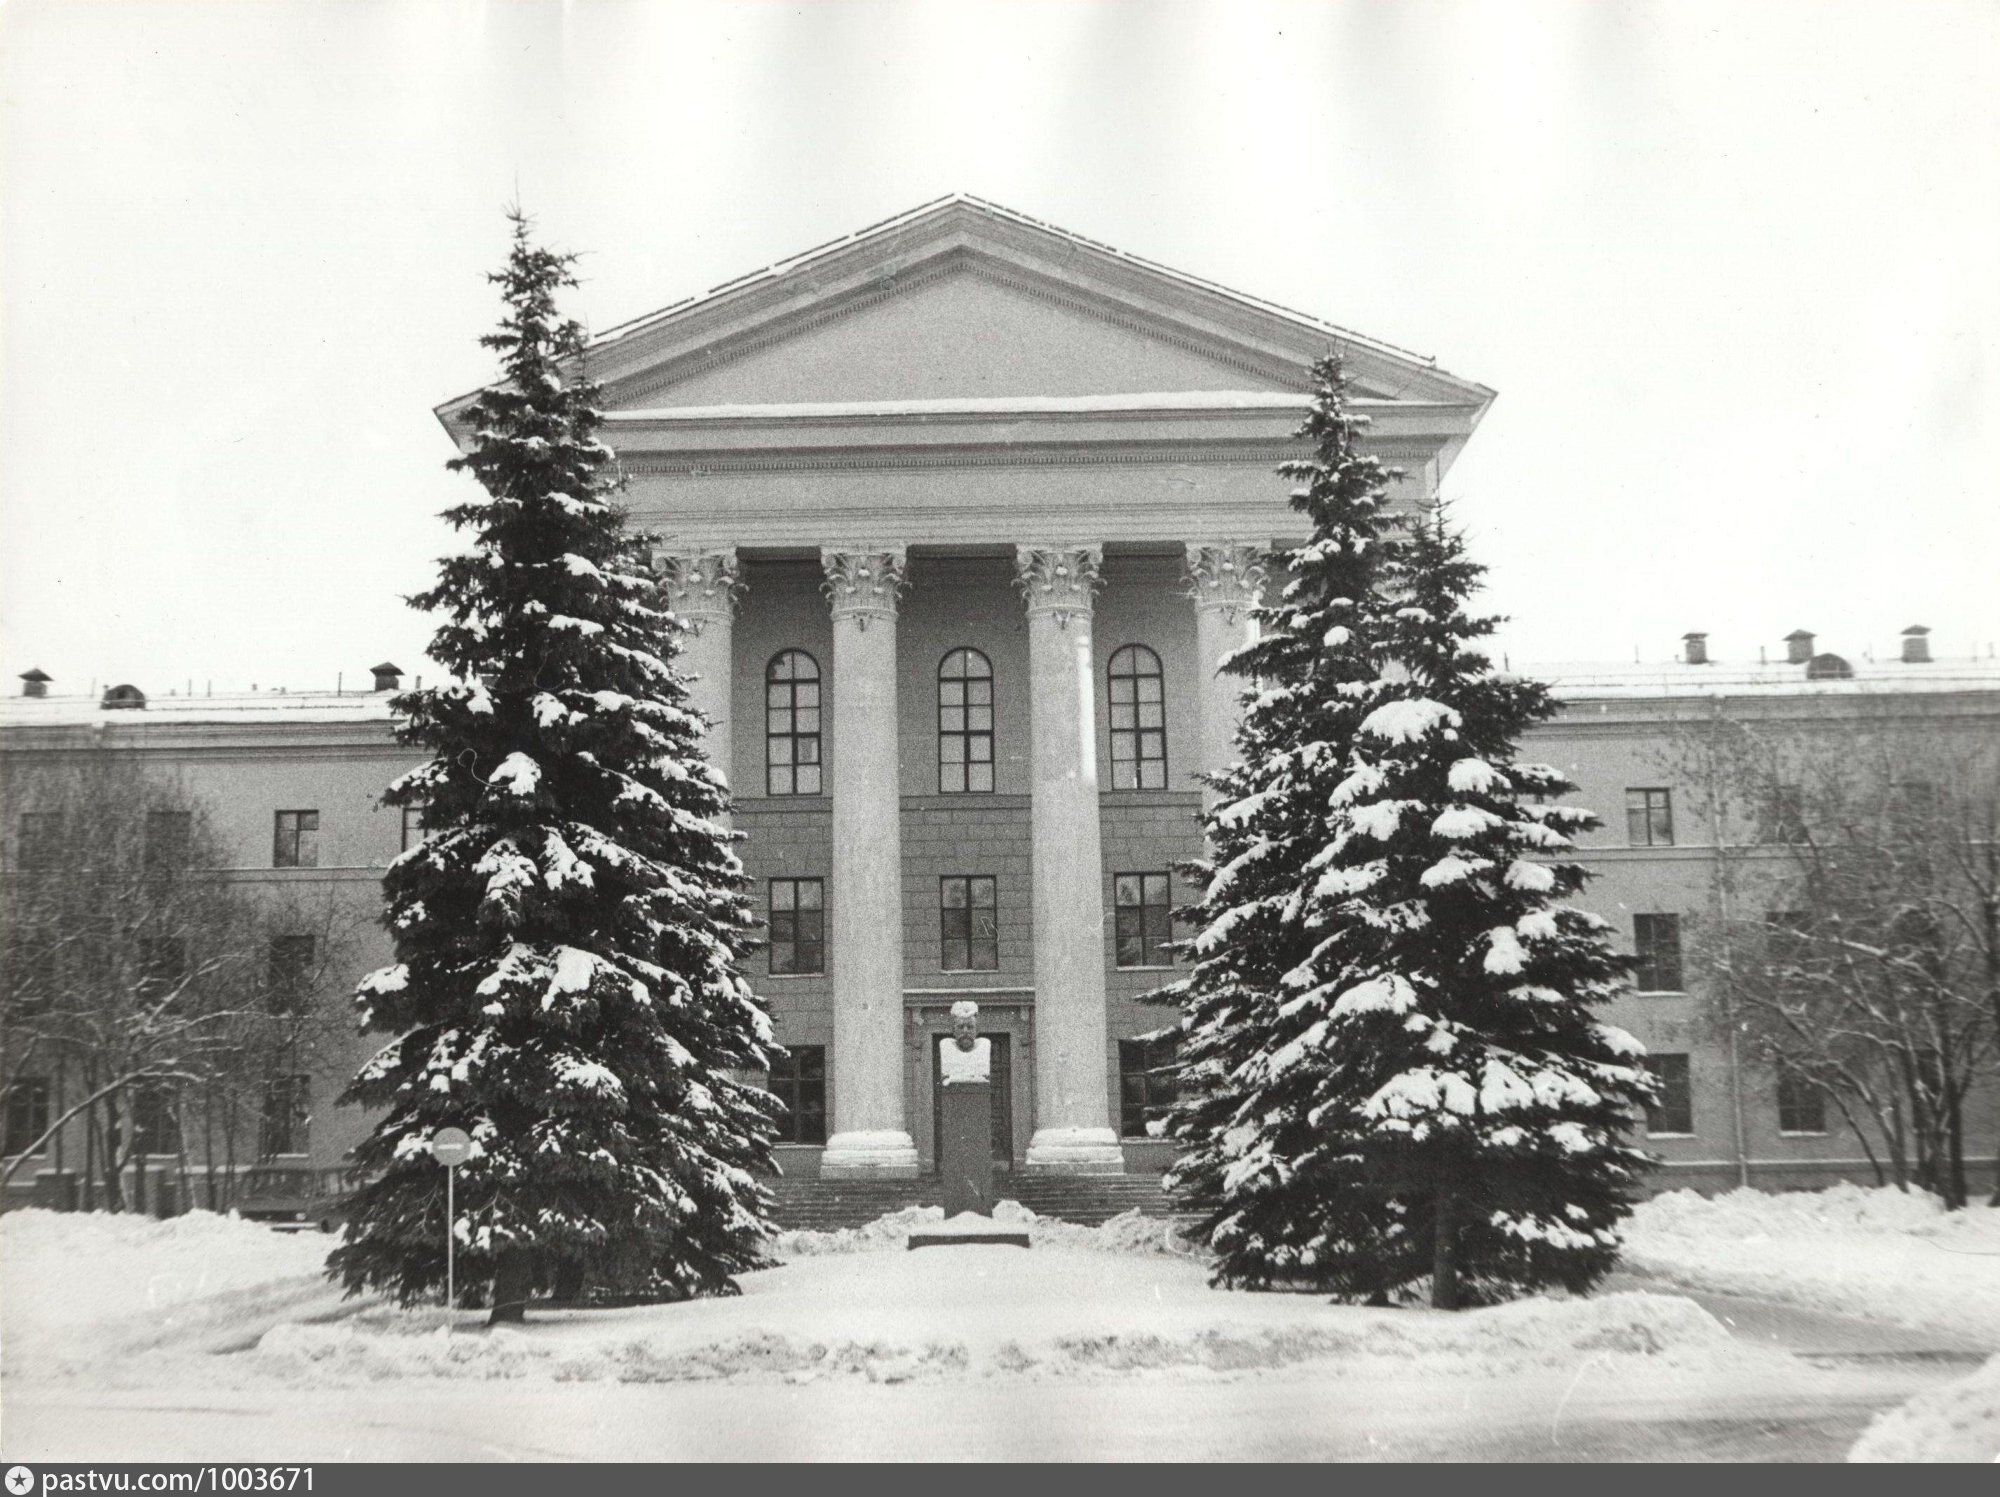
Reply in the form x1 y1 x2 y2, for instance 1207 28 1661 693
653 547 743 628
820 546 908 631
1014 544 1103 630
1184 541 1269 626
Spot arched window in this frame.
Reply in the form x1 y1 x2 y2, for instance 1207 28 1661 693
938 648 994 794
765 650 822 796
1107 645 1167 790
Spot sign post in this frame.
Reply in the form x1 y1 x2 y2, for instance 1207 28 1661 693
429 1127 473 1315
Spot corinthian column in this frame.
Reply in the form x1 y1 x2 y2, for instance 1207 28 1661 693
817 547 918 1178
655 549 742 793
1015 544 1123 1174
1185 543 1269 806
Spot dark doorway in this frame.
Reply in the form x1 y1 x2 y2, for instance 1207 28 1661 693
931 1032 1013 1172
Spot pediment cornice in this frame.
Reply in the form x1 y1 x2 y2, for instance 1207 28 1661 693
435 198 1494 442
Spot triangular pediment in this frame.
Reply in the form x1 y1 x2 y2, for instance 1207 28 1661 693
603 258 1301 408
461 198 1491 418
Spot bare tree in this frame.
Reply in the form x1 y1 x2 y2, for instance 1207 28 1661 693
1668 708 1999 1206
2 755 354 1209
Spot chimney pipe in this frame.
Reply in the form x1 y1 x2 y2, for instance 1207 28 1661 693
19 668 51 699
1682 632 1709 666
1784 629 1815 665
1900 625 1931 664
370 662 405 693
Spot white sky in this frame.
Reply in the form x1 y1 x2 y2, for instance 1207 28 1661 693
4 0 1995 695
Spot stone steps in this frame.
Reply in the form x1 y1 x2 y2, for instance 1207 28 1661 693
763 1171 1181 1230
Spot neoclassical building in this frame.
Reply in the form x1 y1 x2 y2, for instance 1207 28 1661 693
6 198 1995 1213
434 196 1495 1179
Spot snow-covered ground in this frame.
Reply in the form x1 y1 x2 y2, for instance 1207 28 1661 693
2 1207 346 1377
1624 1186 2000 1340
1850 1353 2000 1463
7 1191 1993 1459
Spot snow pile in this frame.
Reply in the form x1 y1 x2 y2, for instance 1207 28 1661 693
251 1247 1758 1388
766 1202 1199 1261
1625 1187 2000 1338
1850 1353 2000 1463
2 1208 340 1375
768 1205 945 1258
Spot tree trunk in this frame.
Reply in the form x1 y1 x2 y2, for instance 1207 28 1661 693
1430 1189 1460 1311
551 1258 586 1304
488 1250 533 1326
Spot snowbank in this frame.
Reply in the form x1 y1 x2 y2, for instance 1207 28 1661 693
1625 1186 2000 1339
250 1241 1780 1389
1850 1353 2000 1463
2 1208 340 1375
768 1202 1200 1261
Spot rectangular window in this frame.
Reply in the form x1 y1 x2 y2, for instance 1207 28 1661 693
768 878 825 976
1632 914 1684 993
144 811 192 869
401 803 428 853
18 812 62 869
273 809 319 868
1777 1065 1828 1135
1625 788 1674 847
9 931 58 1018
1767 783 1808 844
4 1077 51 1156
137 937 186 1003
130 1082 181 1157
1643 1053 1693 1136
1113 872 1174 968
939 876 999 972
259 1074 311 1157
1118 1035 1179 1139
267 935 317 1013
768 1045 827 1145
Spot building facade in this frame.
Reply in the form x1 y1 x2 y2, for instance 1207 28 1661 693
5 199 1995 1208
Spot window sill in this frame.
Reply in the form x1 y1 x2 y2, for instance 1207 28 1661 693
1778 1130 1830 1139
1645 1132 1696 1140
1115 965 1177 973
762 972 826 981
1631 989 1687 997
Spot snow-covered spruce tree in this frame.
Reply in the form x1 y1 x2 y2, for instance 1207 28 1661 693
1294 509 1656 1308
331 213 780 1323
1161 364 1655 1307
1156 354 1415 1287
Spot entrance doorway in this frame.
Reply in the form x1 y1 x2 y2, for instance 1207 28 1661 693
931 1032 1013 1171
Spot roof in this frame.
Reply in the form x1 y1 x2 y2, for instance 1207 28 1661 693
1535 656 2000 701
588 194 1454 374
0 689 397 731
436 195 1496 427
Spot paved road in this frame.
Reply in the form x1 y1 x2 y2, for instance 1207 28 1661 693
2 1362 1956 1462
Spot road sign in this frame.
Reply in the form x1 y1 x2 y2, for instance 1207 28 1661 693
430 1126 473 1316
431 1127 473 1167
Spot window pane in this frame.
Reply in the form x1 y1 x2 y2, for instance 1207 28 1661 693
968 763 993 793
796 765 821 795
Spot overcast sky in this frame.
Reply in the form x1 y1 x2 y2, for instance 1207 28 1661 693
4 0 1994 697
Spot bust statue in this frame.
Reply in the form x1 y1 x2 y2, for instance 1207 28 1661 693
940 1000 991 1085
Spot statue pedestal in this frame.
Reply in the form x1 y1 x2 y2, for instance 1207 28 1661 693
937 1080 994 1218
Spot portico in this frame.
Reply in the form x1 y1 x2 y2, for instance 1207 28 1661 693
442 195 1492 1177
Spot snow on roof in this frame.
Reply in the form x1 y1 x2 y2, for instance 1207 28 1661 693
585 194 1454 374
1533 656 2000 701
602 389 1319 423
0 689 397 731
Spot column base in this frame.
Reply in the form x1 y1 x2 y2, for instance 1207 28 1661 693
1023 1127 1126 1175
818 1130 921 1180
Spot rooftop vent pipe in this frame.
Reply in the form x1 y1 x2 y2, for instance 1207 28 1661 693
1784 630 1815 665
19 668 50 699
1682 632 1709 665
1900 626 1931 664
